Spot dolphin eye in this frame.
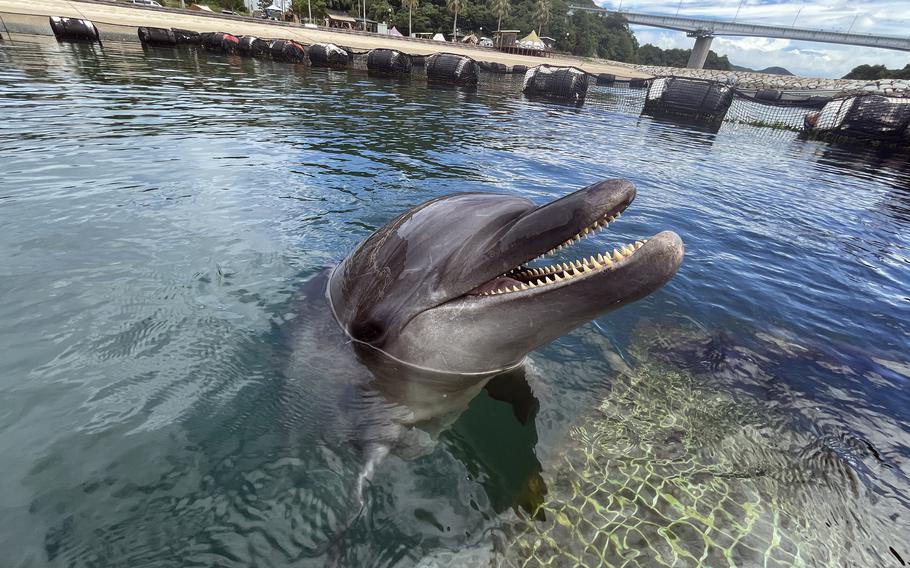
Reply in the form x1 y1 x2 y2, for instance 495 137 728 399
351 319 384 343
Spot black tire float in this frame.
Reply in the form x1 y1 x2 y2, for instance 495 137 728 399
596 73 615 86
522 65 589 104
511 64 528 75
238 36 271 58
308 43 352 68
199 32 241 54
172 28 201 45
268 39 307 63
425 53 478 86
137 26 176 46
366 48 412 76
49 17 99 42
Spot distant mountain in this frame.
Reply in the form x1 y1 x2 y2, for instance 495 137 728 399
731 65 794 76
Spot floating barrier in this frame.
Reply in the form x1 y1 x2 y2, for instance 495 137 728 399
49 17 99 42
425 53 478 86
268 39 307 63
238 36 270 58
308 43 352 68
754 89 782 102
137 26 176 46
629 78 649 89
643 77 734 125
803 95 910 144
479 61 509 74
522 65 589 105
366 48 412 76
511 65 528 75
200 32 240 54
172 28 201 45
596 73 615 86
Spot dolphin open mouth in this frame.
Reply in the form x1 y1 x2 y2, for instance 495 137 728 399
467 199 648 297
460 179 682 303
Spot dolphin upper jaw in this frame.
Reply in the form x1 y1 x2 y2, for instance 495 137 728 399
329 179 684 374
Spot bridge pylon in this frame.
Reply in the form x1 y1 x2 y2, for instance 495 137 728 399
685 30 714 69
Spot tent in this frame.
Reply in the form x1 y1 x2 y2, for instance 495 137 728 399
188 4 214 11
432 32 446 42
265 3 282 10
519 29 545 49
388 26 402 36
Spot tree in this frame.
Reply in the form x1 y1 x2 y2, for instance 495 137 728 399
533 0 549 35
402 0 418 36
446 0 462 41
492 0 509 32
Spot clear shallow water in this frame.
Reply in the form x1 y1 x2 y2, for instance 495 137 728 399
1 36 909 567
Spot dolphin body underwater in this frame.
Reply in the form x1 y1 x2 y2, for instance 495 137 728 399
283 178 683 549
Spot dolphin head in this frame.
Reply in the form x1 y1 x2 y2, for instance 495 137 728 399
329 179 684 374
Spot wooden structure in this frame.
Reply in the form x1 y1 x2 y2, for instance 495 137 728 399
493 29 549 57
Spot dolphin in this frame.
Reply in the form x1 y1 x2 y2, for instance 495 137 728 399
283 178 683 557
327 178 683 374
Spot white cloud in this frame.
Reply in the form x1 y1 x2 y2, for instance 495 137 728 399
617 0 910 78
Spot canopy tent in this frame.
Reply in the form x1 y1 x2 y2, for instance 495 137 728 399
388 26 402 36
519 29 545 49
188 4 214 11
432 33 446 41
264 3 282 10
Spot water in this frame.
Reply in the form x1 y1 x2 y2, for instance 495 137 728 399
1 35 908 567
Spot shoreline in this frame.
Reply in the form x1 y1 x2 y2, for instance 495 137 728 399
0 0 648 78
2 0 906 97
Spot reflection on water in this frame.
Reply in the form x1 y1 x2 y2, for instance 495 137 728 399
1 35 909 567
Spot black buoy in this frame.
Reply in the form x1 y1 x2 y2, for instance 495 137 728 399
172 28 201 45
596 73 615 86
511 64 528 75
49 17 99 42
308 43 352 68
425 53 478 86
366 48 412 76
199 32 241 54
238 36 271 58
269 39 307 63
522 65 589 104
137 26 176 46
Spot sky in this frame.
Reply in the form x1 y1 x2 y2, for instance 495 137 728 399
596 0 910 78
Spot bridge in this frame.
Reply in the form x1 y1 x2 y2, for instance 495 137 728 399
568 5 910 69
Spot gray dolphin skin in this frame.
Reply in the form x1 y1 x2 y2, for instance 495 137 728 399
328 178 684 374
284 179 683 557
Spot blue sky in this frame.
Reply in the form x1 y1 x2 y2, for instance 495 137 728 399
597 0 910 77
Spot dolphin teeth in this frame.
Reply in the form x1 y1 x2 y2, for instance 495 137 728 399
608 215 616 222
536 279 546 286
520 283 529 290
511 286 520 292
622 244 634 256
554 273 563 281
635 241 644 249
603 254 613 266
597 253 605 263
613 249 623 262
592 221 600 229
583 227 590 235
588 256 597 265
